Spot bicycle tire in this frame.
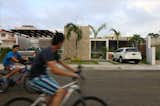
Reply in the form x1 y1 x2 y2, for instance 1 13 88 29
23 76 38 94
4 97 36 106
73 96 107 106
0 77 9 93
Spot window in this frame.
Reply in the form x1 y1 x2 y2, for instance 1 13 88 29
126 48 138 52
115 49 123 52
11 34 15 37
1 33 6 37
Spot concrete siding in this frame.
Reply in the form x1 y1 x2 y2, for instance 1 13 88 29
63 26 90 60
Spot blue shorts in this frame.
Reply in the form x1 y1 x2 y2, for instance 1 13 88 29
29 75 60 95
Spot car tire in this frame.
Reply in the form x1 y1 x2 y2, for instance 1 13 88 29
119 57 124 63
112 57 115 61
134 60 140 64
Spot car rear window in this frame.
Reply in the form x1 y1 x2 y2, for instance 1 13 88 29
126 48 138 52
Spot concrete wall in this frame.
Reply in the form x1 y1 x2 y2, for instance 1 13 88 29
39 38 51 48
63 26 90 60
18 36 39 49
146 36 156 65
151 38 160 46
18 36 52 49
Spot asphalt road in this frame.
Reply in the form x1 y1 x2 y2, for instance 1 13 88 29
0 70 160 106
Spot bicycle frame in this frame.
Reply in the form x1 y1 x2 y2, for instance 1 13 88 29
30 80 81 106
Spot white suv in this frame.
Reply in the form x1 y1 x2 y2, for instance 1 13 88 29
112 47 142 64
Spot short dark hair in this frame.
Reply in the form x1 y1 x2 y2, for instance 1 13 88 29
51 31 65 45
12 45 20 49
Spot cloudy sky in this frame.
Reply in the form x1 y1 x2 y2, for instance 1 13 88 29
0 0 160 37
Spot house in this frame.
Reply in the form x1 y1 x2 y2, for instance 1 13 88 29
11 25 54 49
4 25 147 61
0 29 17 48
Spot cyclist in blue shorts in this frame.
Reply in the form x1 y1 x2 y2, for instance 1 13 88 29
29 31 80 106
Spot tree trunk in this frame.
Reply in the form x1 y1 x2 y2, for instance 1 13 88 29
93 41 97 51
117 40 119 49
75 40 78 58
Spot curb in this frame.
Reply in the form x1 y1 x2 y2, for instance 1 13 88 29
69 65 160 71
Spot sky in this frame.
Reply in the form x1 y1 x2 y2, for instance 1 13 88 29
0 0 160 37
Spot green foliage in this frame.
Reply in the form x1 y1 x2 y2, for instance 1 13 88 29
129 34 144 48
110 28 121 49
0 48 12 62
89 24 106 52
101 47 108 59
65 23 83 49
89 24 106 38
64 57 99 64
148 33 160 38
70 60 98 64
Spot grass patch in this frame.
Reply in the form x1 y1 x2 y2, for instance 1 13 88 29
65 60 99 64
140 59 149 64
107 60 120 65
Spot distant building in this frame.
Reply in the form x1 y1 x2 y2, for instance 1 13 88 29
0 29 17 48
11 25 54 49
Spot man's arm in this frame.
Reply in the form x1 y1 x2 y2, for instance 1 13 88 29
17 53 28 61
11 57 19 63
57 61 77 72
47 61 79 78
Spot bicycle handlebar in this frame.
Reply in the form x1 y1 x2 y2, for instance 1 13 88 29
72 64 85 80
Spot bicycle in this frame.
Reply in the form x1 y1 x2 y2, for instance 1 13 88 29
0 61 33 93
4 65 108 106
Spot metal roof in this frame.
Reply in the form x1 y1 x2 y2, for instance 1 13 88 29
11 29 54 38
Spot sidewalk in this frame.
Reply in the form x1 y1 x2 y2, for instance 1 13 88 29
0 64 160 71
69 64 160 71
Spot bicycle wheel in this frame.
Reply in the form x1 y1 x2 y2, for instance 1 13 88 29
0 77 9 93
23 76 38 94
4 97 34 106
73 96 107 106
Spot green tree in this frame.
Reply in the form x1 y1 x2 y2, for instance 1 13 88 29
89 24 106 51
129 34 144 48
148 33 160 38
110 28 121 49
65 23 83 57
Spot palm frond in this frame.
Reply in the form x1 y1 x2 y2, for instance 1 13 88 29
97 23 106 34
88 25 97 37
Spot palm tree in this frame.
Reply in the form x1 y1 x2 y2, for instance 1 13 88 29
148 33 160 38
89 24 106 38
65 23 83 57
89 24 106 51
129 34 144 48
110 28 121 49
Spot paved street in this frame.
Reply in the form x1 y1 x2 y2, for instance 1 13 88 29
0 69 160 106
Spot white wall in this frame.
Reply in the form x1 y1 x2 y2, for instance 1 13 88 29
146 36 156 65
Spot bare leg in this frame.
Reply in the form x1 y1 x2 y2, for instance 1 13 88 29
49 88 67 106
5 68 20 78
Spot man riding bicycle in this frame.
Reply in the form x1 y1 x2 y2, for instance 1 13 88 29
29 31 80 106
2 45 28 81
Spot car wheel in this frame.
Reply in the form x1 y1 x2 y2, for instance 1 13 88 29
134 60 140 64
119 57 123 63
112 56 115 61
